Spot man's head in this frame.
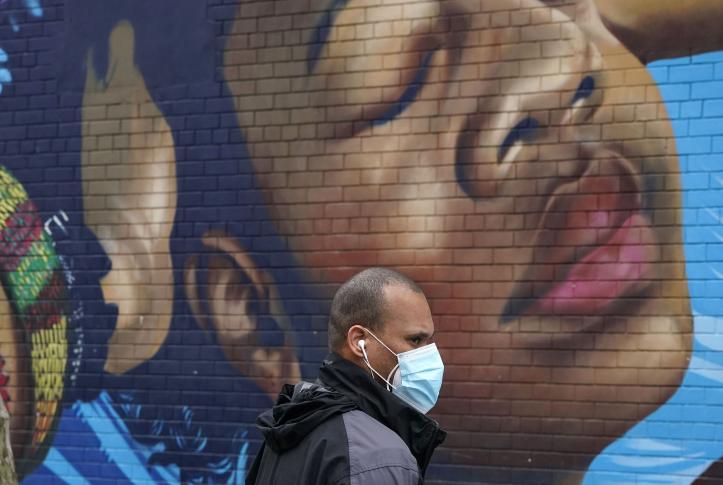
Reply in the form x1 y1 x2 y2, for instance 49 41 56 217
329 268 435 381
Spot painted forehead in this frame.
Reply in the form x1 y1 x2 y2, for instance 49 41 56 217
306 0 447 71
305 0 438 129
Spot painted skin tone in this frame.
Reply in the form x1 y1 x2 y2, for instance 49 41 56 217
81 21 176 375
80 22 300 392
592 0 723 61
221 0 719 477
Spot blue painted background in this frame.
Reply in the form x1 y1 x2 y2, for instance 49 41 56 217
585 52 723 484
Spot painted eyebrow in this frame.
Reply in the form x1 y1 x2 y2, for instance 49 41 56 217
307 0 437 126
307 0 350 73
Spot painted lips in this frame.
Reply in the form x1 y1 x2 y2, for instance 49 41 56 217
526 213 655 315
502 153 656 321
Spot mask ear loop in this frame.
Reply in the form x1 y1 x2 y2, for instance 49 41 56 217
385 363 400 392
360 340 397 390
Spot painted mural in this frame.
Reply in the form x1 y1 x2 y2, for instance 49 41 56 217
0 0 723 483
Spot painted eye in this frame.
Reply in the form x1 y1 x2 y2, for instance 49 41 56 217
498 116 540 163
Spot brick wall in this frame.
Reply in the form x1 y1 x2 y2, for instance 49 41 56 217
1 0 723 483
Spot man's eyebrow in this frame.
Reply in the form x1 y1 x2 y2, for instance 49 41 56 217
307 0 349 73
408 331 435 340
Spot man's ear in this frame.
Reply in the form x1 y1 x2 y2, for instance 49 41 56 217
184 229 300 400
346 325 367 360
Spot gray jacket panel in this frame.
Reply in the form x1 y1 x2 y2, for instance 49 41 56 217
342 410 420 485
345 465 420 485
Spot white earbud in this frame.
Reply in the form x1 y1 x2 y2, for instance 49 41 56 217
358 339 366 351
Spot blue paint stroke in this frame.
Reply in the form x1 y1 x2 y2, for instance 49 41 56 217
307 0 349 73
24 0 42 17
96 394 179 484
230 440 249 485
41 448 92 485
371 48 436 127
0 69 9 95
8 12 18 32
0 47 9 95
585 52 723 484
74 392 176 484
1 0 44 95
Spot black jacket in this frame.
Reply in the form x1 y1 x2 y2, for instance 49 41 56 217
246 352 446 485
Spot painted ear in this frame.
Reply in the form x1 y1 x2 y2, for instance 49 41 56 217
184 230 300 400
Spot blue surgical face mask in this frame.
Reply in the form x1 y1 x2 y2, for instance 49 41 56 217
359 328 444 414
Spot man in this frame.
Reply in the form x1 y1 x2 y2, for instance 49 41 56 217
246 267 446 485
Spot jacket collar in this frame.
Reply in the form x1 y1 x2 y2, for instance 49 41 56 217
317 352 446 474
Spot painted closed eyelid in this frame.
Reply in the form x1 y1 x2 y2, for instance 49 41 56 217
498 116 540 163
370 49 437 127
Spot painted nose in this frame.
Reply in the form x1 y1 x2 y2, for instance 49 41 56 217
453 73 603 201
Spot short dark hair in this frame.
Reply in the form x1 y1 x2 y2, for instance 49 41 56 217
328 267 423 350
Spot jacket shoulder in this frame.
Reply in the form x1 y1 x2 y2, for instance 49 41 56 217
249 412 350 485
340 410 419 484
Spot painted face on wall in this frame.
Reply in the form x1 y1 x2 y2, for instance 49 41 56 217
223 0 692 473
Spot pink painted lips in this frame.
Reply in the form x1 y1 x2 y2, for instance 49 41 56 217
526 213 655 315
501 153 657 322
